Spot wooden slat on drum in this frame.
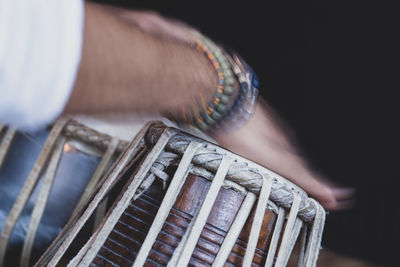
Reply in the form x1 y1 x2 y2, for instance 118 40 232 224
91 174 277 267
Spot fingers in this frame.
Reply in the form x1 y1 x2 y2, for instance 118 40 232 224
323 186 356 211
331 186 356 200
214 100 356 211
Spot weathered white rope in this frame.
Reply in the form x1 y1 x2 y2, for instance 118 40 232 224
68 129 178 267
131 141 203 267
242 174 272 267
92 197 108 234
72 138 120 216
43 122 158 267
133 151 178 200
165 134 318 222
0 118 69 267
212 192 256 267
63 120 128 153
264 207 286 267
168 156 233 267
284 218 303 266
297 223 308 267
275 192 301 267
303 199 325 267
19 137 66 267
0 126 17 169
66 223 98 267
189 165 246 195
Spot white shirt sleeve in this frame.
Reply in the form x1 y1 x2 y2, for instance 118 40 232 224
0 0 84 131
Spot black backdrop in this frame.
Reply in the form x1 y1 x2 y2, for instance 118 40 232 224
95 1 399 265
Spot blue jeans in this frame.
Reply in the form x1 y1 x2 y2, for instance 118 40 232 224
0 127 100 265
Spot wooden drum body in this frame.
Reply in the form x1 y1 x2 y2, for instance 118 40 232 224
32 120 325 267
93 174 278 266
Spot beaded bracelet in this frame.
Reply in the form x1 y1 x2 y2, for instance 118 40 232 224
182 34 237 131
209 50 259 136
180 33 258 136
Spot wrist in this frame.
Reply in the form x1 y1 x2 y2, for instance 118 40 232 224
169 33 258 137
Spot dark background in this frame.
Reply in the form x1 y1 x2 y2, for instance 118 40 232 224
96 1 399 265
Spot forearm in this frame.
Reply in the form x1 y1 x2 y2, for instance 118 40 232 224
64 2 216 116
63 2 353 210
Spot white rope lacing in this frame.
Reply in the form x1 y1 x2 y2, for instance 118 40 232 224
0 125 17 170
0 118 68 267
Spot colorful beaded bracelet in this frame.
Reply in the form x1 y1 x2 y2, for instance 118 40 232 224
180 32 258 136
209 50 259 136
183 34 238 132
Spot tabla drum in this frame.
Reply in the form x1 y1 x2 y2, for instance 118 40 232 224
32 120 326 267
0 118 129 267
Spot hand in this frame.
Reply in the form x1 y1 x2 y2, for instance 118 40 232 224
214 99 355 211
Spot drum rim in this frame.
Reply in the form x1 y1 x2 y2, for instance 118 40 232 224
61 119 323 222
151 123 322 222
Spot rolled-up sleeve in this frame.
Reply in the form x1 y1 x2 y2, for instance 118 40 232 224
0 0 84 131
